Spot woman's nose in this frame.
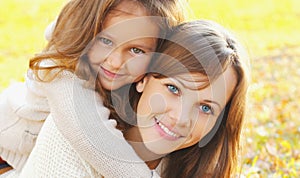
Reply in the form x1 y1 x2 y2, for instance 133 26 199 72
168 100 191 128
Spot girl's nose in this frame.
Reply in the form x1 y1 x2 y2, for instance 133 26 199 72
106 49 123 69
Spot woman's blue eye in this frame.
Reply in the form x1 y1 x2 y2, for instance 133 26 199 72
99 37 113 46
131 47 145 55
167 84 179 95
200 105 213 114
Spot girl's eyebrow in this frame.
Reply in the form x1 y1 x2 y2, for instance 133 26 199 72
130 41 157 51
99 31 115 40
101 31 156 51
100 31 155 51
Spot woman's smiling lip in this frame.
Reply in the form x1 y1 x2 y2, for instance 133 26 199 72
154 118 183 141
100 66 125 79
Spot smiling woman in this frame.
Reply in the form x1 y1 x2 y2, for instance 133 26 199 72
115 19 250 177
1 0 299 177
133 68 237 155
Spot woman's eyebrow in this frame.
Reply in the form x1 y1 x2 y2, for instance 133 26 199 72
203 99 221 111
175 79 206 91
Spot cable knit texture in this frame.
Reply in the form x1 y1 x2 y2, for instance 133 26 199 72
15 115 103 178
0 69 160 177
13 115 160 178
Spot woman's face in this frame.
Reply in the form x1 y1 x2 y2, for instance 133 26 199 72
135 67 237 155
88 0 159 90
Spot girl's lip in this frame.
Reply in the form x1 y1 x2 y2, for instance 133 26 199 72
154 118 182 141
101 66 125 79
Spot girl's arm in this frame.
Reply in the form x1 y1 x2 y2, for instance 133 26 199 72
34 70 158 178
0 82 47 171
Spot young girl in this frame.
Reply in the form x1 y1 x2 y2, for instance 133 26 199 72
0 0 188 176
14 19 248 177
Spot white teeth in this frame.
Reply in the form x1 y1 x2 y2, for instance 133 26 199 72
156 119 180 138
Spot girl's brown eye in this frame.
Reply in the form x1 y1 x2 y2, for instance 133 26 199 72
131 47 145 54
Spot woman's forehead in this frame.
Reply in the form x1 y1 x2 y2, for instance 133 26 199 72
172 73 208 90
173 68 237 93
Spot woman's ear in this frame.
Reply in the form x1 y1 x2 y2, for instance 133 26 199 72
136 76 149 93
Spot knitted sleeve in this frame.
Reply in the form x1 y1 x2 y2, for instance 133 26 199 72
34 70 156 178
0 80 49 170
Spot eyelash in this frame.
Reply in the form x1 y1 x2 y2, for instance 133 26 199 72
98 37 113 46
166 83 215 116
166 84 180 95
98 37 145 55
130 47 145 55
200 104 214 115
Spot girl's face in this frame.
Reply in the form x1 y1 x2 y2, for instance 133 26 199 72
88 0 159 90
135 67 237 155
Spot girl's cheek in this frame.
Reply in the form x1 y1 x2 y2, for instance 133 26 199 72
88 45 110 64
127 56 151 76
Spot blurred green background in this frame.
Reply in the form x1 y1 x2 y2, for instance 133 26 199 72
0 0 299 177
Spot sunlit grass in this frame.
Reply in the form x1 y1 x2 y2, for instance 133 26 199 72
0 0 299 176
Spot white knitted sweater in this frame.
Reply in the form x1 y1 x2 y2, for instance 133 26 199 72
0 70 160 177
0 78 48 170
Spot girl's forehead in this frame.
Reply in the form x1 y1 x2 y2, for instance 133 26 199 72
109 0 148 18
100 16 160 44
102 1 158 34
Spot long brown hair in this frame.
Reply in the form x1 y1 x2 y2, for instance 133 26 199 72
116 20 250 177
153 20 249 178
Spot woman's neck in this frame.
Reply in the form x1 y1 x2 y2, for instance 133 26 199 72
123 127 164 169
